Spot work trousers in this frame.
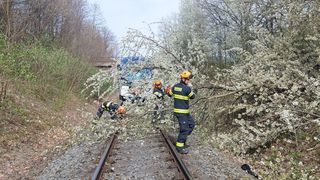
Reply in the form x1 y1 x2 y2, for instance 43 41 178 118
175 114 195 145
96 106 105 118
154 103 164 120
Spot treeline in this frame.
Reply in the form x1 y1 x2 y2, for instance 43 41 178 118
0 0 115 61
156 0 320 70
0 0 116 102
197 0 320 62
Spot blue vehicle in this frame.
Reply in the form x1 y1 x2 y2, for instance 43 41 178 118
118 56 153 82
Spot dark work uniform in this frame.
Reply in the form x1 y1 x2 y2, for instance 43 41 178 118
167 81 195 149
96 101 119 119
153 87 165 120
153 88 164 100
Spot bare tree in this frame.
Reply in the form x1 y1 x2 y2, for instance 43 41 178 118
0 0 116 62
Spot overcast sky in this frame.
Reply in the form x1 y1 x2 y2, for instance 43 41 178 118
87 0 180 41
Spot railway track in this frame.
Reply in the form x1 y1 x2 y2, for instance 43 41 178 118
92 129 192 180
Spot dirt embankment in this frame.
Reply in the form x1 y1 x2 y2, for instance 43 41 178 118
0 84 97 179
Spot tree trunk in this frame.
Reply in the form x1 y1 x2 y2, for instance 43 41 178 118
5 0 12 41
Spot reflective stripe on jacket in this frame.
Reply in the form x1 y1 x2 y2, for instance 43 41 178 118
169 81 195 114
102 101 119 112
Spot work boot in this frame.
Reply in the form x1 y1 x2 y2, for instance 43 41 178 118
176 147 189 154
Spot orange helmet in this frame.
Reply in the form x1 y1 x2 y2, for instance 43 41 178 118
153 80 162 88
117 106 126 114
180 70 193 79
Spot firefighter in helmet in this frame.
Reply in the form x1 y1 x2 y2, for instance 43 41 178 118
152 80 165 121
165 70 195 154
96 100 126 119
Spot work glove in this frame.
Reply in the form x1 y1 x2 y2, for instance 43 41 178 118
165 85 171 94
193 88 198 94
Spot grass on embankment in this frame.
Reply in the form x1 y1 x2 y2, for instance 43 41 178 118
0 35 97 155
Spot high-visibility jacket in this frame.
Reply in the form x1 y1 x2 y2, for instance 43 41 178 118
102 101 119 112
168 81 195 114
97 101 119 118
153 87 164 100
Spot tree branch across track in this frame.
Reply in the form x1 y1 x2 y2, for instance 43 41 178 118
130 86 256 119
191 85 256 106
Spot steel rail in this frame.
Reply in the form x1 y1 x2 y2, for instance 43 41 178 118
91 132 118 180
160 129 192 180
